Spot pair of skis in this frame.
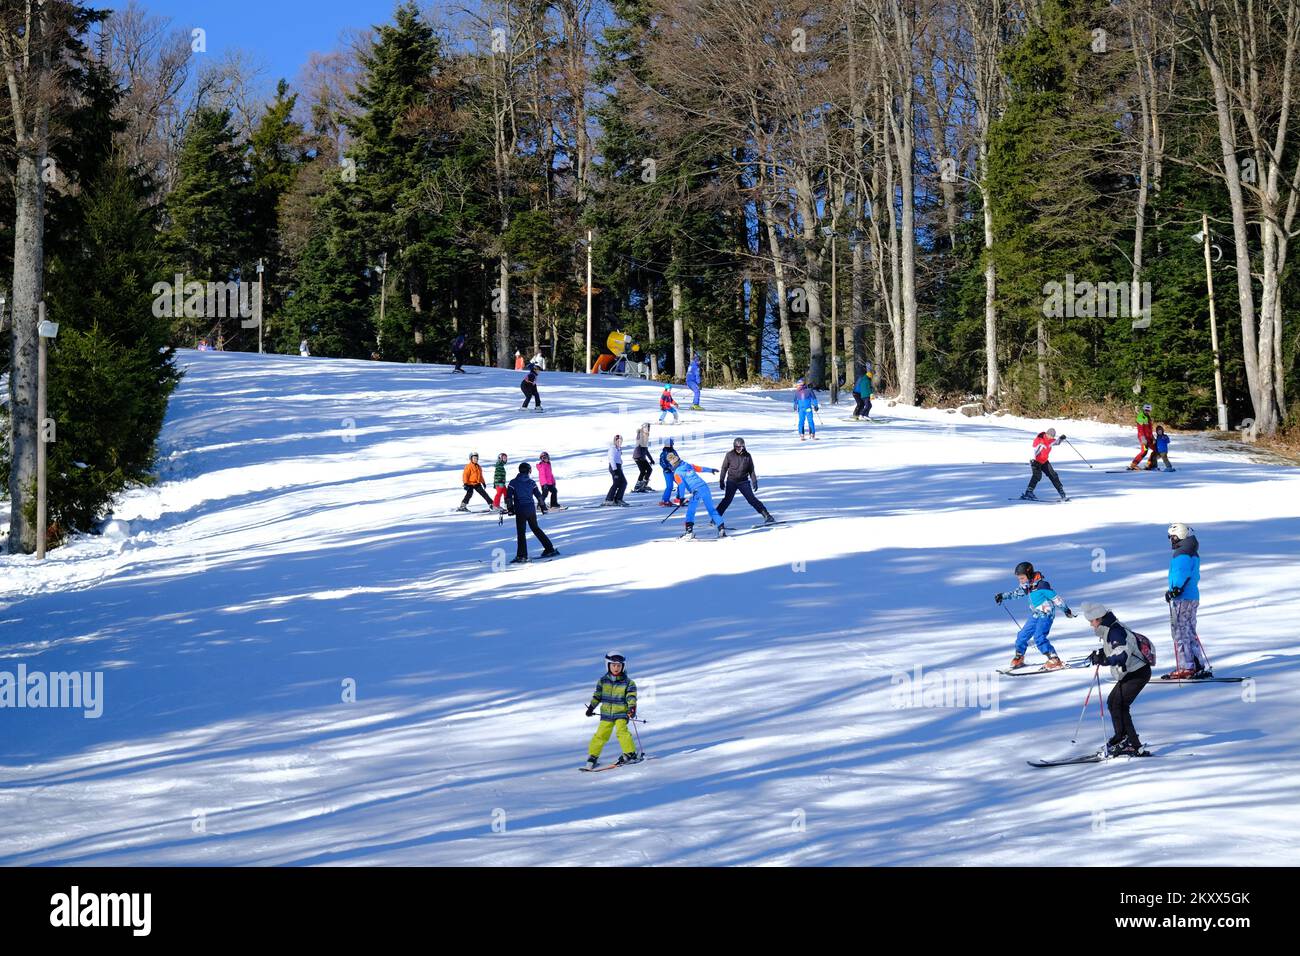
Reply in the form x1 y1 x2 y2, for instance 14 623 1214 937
580 753 650 773
1028 748 1155 768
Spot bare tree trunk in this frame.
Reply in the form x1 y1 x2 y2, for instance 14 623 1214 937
496 254 510 368
646 290 658 378
1037 316 1048 405
672 279 685 381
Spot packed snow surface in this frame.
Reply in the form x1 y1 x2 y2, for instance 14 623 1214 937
2 351 1297 865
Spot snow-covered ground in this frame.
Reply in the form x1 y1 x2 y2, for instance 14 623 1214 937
2 350 1298 865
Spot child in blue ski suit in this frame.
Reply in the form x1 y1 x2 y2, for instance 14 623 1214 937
793 379 819 439
664 448 724 537
995 561 1074 669
686 355 702 409
659 438 680 505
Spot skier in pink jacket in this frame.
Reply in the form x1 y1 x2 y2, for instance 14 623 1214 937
536 452 562 509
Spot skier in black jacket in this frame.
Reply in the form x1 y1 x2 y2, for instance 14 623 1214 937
506 463 558 563
716 438 775 524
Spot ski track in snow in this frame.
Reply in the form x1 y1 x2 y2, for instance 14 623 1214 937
2 351 1298 866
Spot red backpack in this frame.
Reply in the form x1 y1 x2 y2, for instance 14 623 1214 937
1132 630 1157 667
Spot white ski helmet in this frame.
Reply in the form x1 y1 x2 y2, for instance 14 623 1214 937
1167 522 1191 541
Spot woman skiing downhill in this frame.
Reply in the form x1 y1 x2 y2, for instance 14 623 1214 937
664 448 724 538
1021 428 1069 501
793 379 820 440
491 453 509 511
632 423 654 493
584 654 639 769
659 439 680 506
995 561 1075 669
1081 601 1153 757
536 452 562 509
604 435 630 507
1164 522 1211 679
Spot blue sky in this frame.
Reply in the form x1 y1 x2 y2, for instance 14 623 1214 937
101 0 403 86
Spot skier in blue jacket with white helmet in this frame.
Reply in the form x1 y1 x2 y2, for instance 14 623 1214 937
664 448 724 538
1163 522 1211 679
793 378 820 440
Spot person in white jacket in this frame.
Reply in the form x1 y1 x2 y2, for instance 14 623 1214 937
603 435 629 507
530 352 546 370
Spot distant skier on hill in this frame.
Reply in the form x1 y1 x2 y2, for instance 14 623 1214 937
716 437 774 524
505 462 557 564
793 379 820 441
659 438 680 506
521 363 542 410
658 385 680 424
995 560 1074 670
452 333 468 373
456 452 493 512
1020 428 1069 501
851 365 874 420
686 354 702 409
1129 403 1157 470
1164 522 1212 679
1081 601 1153 757
584 653 639 769
665 448 724 538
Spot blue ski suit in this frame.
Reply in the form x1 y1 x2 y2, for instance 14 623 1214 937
659 443 679 503
686 357 702 406
669 459 721 526
998 574 1070 657
794 384 820 435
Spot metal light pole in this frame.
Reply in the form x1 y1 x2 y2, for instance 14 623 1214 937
36 303 59 561
1195 214 1230 431
374 252 388 353
255 258 264 354
585 230 593 373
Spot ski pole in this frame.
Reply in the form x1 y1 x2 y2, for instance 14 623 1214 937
1002 604 1021 631
1064 438 1093 468
631 717 645 757
1070 665 1099 745
660 500 683 524
1096 666 1108 753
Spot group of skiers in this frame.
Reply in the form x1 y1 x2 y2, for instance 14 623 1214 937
996 521 1212 757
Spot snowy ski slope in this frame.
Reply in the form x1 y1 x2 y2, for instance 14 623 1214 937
2 350 1298 865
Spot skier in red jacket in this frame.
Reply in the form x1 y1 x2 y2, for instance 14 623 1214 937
1129 404 1157 470
1020 428 1069 501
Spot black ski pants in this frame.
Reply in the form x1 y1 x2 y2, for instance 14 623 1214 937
521 381 541 408
515 511 553 559
1107 665 1151 746
852 394 872 418
462 483 492 506
1026 459 1066 496
605 465 627 502
717 478 767 517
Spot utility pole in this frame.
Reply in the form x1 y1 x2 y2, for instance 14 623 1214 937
585 230 593 373
36 302 59 561
256 259 264 354
830 233 838 404
1197 214 1229 431
376 252 388 353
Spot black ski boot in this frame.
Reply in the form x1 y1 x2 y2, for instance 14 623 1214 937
680 522 695 540
1019 491 1037 500
717 524 727 538
455 504 469 512
540 547 560 558
510 555 528 565
616 752 640 766
585 755 598 770
762 511 776 524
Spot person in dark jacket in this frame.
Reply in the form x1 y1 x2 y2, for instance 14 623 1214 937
452 333 468 373
659 438 680 505
520 363 542 409
632 423 654 493
1081 602 1152 756
506 463 557 563
852 365 874 420
716 437 775 524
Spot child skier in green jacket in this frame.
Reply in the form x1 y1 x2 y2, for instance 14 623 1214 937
491 452 508 510
584 654 640 769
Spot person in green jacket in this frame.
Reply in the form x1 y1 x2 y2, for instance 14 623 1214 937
584 654 639 768
852 364 875 420
491 452 509 511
